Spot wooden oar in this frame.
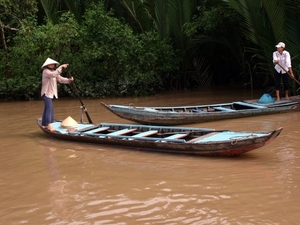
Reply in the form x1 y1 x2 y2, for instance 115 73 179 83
277 63 300 86
67 69 93 124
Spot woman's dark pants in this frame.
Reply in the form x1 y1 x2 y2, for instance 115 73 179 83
42 95 54 126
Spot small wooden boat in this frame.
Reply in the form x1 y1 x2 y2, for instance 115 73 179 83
37 118 283 157
101 98 300 125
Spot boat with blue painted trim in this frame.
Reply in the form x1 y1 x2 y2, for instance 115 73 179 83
37 118 282 157
101 97 300 125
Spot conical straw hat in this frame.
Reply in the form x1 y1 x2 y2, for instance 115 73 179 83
61 116 78 128
41 58 60 68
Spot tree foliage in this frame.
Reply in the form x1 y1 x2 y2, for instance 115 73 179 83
2 0 300 100
74 2 178 96
1 2 177 99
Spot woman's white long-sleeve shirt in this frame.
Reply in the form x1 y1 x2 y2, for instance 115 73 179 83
273 50 292 73
41 67 71 98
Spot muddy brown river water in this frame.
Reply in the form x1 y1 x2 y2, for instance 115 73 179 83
0 88 299 224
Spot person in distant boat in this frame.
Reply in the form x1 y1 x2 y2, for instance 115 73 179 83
273 42 294 101
41 58 73 129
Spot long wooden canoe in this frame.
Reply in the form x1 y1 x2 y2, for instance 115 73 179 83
37 118 282 157
101 98 300 125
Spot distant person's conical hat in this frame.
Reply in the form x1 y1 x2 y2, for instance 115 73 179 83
61 116 78 128
41 58 60 69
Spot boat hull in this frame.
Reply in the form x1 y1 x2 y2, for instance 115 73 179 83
37 118 282 157
101 98 300 125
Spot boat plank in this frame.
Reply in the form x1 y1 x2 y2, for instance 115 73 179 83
77 125 99 132
165 133 189 140
107 128 137 136
69 126 110 136
84 127 110 134
132 130 158 137
233 101 266 108
187 132 218 143
213 106 236 112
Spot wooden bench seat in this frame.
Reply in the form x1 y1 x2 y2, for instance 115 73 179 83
213 106 235 112
69 126 109 135
233 101 266 109
132 130 158 138
76 125 99 132
187 132 218 143
84 127 110 134
107 128 137 136
165 133 189 140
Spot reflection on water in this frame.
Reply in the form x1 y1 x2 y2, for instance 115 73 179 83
0 88 300 224
44 145 69 221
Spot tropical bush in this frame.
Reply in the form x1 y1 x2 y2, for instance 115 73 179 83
75 3 178 97
1 3 178 99
2 0 300 100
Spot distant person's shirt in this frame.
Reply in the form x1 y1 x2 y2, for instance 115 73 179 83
273 50 292 74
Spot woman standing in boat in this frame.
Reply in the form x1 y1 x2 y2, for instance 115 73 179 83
273 42 294 101
41 58 73 129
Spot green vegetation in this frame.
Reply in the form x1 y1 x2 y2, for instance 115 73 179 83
1 0 300 100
